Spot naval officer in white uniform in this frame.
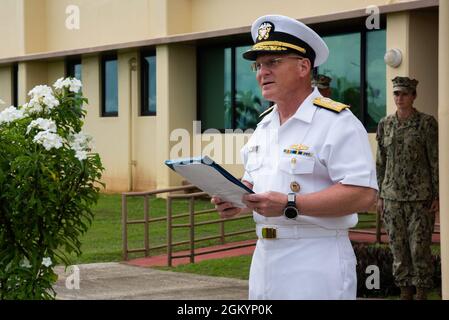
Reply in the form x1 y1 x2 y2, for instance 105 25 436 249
212 14 378 300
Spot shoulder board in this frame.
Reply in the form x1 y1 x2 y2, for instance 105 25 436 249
259 106 274 119
313 97 349 113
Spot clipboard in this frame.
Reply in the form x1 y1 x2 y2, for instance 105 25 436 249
165 156 254 208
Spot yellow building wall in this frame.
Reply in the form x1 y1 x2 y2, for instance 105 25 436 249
24 0 47 54
156 44 197 190
409 10 439 119
386 11 439 119
190 0 399 32
0 0 24 59
0 66 13 109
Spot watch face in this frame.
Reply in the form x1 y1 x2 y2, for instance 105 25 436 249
284 206 298 219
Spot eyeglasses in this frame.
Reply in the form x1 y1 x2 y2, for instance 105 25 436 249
251 56 303 72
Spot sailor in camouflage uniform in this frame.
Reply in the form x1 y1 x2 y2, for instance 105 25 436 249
312 74 332 98
376 76 439 300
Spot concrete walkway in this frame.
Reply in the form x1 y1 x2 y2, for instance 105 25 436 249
54 262 248 300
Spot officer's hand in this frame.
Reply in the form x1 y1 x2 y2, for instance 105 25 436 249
376 198 384 217
242 192 288 217
211 197 242 219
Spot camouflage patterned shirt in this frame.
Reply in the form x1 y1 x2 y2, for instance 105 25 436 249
376 109 439 201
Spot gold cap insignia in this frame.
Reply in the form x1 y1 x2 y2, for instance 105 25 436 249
257 22 273 41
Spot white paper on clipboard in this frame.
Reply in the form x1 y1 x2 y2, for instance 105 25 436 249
165 156 253 208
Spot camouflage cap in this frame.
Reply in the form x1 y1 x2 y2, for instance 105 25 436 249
392 76 419 93
312 74 332 89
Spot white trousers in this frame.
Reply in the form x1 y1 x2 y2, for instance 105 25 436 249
248 231 357 300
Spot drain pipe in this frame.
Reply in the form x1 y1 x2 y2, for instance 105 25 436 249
128 57 137 191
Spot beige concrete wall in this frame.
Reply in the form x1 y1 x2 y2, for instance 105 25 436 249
82 54 128 193
24 0 47 54
190 0 397 32
438 0 449 299
47 60 65 85
386 12 411 115
0 0 24 59
156 44 197 190
386 11 439 118
45 0 153 53
409 10 439 119
0 66 13 109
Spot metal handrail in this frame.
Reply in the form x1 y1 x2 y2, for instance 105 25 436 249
122 184 199 260
122 184 255 262
166 193 255 266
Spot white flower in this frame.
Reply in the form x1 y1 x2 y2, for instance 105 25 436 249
69 132 92 161
69 78 82 93
53 77 83 93
0 106 25 125
33 131 64 151
75 150 87 161
28 85 53 98
53 77 66 90
20 257 32 269
42 257 52 267
26 118 57 134
25 84 60 114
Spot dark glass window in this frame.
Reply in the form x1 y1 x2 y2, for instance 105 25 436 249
66 57 82 80
366 30 387 131
198 45 271 131
198 28 386 132
101 55 118 117
12 63 18 107
317 29 386 132
140 51 156 116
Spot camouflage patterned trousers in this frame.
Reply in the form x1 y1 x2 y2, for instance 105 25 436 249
383 200 435 288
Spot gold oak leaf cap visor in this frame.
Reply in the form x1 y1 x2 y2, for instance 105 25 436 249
243 14 329 67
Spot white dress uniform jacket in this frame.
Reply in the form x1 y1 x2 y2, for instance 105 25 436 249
241 87 378 300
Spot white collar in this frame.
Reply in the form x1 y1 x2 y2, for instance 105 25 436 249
257 87 321 126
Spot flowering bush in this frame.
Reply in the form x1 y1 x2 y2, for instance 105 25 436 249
0 78 104 299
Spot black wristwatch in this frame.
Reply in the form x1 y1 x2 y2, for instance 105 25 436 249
283 193 299 219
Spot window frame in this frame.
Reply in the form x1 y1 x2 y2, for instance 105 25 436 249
140 49 157 116
65 56 82 80
11 63 18 107
197 39 272 133
197 18 386 133
101 53 119 117
314 19 386 133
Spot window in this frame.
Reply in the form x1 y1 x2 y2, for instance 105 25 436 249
317 29 386 132
11 63 18 107
198 44 271 131
101 55 118 117
198 28 386 132
140 51 156 116
66 57 82 80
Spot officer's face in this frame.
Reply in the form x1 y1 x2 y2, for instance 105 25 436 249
255 54 307 102
393 90 416 110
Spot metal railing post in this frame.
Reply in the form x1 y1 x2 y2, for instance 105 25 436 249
167 196 173 267
122 194 128 261
376 211 381 243
144 195 149 257
189 196 195 263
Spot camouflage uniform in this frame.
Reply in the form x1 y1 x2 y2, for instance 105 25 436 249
376 109 438 288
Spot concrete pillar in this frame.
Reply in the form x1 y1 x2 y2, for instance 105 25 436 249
439 0 449 300
156 44 197 190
